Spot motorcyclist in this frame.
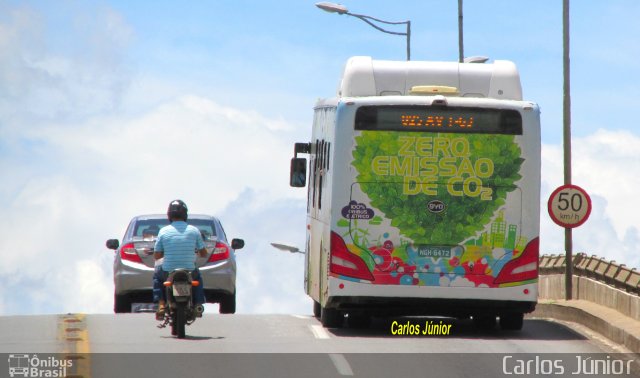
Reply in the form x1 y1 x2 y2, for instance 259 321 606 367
153 199 207 320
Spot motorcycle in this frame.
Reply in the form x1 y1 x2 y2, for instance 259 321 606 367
157 269 203 338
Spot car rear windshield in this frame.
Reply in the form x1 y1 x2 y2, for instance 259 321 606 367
132 219 217 240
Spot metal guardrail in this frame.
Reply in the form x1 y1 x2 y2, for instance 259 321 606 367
540 253 640 296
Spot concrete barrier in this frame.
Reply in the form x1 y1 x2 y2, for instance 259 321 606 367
537 254 640 352
540 253 640 296
538 254 640 321
539 274 640 321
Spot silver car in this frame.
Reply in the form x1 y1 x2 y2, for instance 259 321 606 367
106 214 244 314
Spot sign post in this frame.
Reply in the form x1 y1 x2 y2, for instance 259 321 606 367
548 184 592 300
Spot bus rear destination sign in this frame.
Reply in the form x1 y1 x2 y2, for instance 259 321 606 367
401 114 474 129
355 105 523 135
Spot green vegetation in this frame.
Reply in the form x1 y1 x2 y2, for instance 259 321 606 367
352 131 523 244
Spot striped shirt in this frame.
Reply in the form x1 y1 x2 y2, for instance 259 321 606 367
155 221 205 271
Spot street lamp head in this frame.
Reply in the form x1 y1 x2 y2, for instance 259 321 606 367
315 2 348 15
270 242 304 254
315 1 411 60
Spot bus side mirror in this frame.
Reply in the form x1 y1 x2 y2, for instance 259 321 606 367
290 157 307 187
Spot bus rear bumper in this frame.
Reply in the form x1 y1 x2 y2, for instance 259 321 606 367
326 277 537 316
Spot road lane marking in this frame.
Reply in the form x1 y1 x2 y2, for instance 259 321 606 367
309 325 331 339
57 314 91 378
290 314 310 319
329 354 354 376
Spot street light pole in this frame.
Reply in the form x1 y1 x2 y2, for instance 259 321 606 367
458 0 464 63
563 0 573 300
315 2 411 61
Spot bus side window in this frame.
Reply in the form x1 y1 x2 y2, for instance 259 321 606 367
326 142 331 171
318 140 325 209
312 139 319 209
307 151 312 211
319 140 330 209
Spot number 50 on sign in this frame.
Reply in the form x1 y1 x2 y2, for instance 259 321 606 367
548 184 592 228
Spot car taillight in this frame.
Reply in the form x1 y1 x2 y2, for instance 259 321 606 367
120 243 144 264
494 237 539 284
330 232 374 281
208 242 230 263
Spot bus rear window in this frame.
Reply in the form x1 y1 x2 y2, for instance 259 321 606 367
355 105 522 135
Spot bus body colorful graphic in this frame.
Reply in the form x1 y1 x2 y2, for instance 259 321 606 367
290 56 541 330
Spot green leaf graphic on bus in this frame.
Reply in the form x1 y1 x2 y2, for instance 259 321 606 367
352 131 523 244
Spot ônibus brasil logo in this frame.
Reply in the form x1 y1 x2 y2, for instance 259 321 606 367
8 354 73 378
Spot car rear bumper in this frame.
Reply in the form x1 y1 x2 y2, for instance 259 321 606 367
114 259 236 299
114 261 154 295
200 259 236 295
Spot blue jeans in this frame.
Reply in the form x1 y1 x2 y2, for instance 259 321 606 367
153 266 205 305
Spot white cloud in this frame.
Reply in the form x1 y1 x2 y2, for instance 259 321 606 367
449 276 475 288
1 120 633 316
0 3 132 125
0 92 307 315
0 2 308 315
1 1 639 317
65 259 114 313
32 94 303 213
540 130 640 268
0 5 44 100
218 189 311 315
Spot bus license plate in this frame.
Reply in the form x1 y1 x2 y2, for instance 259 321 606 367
416 246 452 258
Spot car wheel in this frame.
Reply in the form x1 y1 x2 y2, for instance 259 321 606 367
320 306 343 328
219 292 236 314
114 293 131 313
499 313 524 331
313 301 321 318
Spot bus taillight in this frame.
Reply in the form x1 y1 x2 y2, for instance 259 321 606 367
494 238 539 285
330 232 374 281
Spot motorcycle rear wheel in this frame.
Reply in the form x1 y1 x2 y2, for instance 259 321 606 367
170 313 177 336
176 302 187 338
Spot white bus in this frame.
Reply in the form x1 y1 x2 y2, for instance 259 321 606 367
290 56 540 330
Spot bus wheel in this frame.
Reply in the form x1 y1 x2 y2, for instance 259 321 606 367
473 315 496 330
347 313 371 329
499 313 524 331
313 301 321 318
321 307 344 328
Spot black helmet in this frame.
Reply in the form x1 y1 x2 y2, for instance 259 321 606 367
167 199 188 221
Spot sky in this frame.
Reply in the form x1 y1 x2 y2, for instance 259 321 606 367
0 0 639 316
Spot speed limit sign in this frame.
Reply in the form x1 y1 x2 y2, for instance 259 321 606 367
548 184 592 228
